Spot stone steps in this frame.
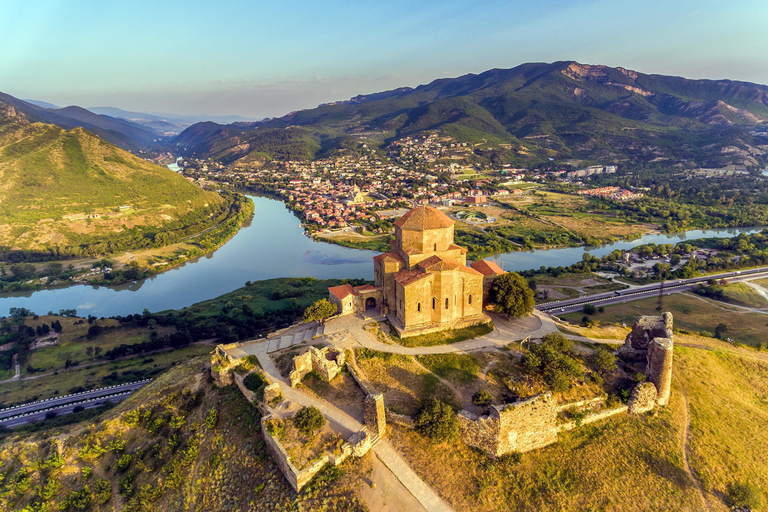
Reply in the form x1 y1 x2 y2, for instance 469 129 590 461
265 322 322 353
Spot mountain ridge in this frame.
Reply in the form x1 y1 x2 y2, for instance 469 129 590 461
173 61 768 169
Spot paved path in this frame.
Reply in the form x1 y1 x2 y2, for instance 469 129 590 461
320 310 559 356
248 342 453 512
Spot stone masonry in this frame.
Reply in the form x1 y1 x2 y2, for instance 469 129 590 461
289 345 346 387
617 312 673 359
646 337 674 406
628 381 658 414
458 393 558 457
364 393 387 436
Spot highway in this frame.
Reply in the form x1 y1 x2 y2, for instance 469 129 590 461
0 380 150 427
536 266 768 315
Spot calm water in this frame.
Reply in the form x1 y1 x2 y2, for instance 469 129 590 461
0 195 763 317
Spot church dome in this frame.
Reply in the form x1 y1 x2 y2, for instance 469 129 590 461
394 206 454 231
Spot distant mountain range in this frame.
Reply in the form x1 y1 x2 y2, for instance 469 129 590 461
173 61 768 169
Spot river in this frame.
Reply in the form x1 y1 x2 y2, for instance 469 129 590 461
0 195 763 317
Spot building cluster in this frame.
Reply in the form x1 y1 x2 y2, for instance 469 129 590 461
387 134 475 169
576 186 643 201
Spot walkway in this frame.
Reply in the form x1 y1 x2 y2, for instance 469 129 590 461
247 341 453 512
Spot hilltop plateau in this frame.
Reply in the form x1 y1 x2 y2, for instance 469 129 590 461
174 61 768 169
0 103 237 259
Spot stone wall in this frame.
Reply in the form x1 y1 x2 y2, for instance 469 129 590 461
385 409 415 429
364 394 387 436
617 312 673 359
558 405 629 431
288 345 346 387
628 382 658 414
459 393 559 457
646 337 673 406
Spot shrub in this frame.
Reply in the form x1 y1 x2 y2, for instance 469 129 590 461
294 406 325 436
265 419 285 438
204 408 218 430
542 332 572 353
116 453 132 473
727 481 763 509
583 304 597 315
243 372 268 397
632 372 647 382
472 389 493 407
95 479 112 504
414 399 459 443
590 348 617 373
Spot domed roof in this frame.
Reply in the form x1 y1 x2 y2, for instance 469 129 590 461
394 206 454 231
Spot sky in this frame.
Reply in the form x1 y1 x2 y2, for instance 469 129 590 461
2 0 767 119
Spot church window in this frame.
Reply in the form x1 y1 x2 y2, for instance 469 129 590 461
434 243 437 251
445 298 449 309
468 294 472 304
417 303 421 312
432 298 436 310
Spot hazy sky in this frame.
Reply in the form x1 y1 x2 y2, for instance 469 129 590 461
2 0 767 119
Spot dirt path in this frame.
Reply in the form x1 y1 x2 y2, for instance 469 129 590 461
679 386 709 511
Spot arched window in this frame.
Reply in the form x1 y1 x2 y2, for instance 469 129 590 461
434 243 437 251
417 303 421 312
445 297 449 309
468 294 472 304
432 298 436 310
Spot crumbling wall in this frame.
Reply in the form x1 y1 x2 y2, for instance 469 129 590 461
459 393 559 457
289 345 346 387
617 312 673 359
646 337 673 406
364 394 387 436
457 410 500 455
628 382 658 414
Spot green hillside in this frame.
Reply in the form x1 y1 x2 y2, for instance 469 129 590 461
0 104 230 256
174 61 768 169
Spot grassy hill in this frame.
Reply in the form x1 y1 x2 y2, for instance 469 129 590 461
0 360 368 511
174 61 768 169
0 104 232 257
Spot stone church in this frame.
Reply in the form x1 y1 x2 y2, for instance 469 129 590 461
329 205 501 337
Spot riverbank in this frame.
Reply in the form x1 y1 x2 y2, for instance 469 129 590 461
0 193 254 294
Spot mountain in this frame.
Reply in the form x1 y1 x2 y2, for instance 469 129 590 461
87 106 262 137
0 102 227 253
174 61 768 169
23 99 60 109
0 92 160 152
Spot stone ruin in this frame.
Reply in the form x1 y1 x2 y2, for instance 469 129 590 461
458 312 676 458
617 312 673 359
289 345 346 387
458 393 559 456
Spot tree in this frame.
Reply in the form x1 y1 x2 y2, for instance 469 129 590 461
726 481 763 510
590 348 617 373
9 263 35 279
471 389 493 407
293 406 325 436
415 399 459 443
303 299 337 324
583 304 597 315
714 323 728 339
87 324 103 339
489 272 535 318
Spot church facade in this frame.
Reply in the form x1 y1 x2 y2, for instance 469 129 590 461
329 205 501 337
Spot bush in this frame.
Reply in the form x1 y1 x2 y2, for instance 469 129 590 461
204 408 218 430
525 334 583 392
414 399 459 443
590 348 617 373
583 304 597 315
243 372 268 395
472 389 493 407
294 406 325 436
727 481 763 509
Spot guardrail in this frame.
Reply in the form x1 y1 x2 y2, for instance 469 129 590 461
0 379 151 415
0 390 135 424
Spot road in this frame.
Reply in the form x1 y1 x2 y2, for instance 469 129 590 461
537 266 768 315
0 380 150 425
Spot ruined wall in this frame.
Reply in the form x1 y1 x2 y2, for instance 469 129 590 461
364 394 387 436
628 382 658 414
457 410 500 456
646 337 673 406
289 345 346 387
385 409 415 429
497 393 559 454
618 312 673 359
459 393 559 457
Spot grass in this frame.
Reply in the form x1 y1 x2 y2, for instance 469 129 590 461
561 292 768 347
721 282 768 309
0 344 212 407
416 354 480 385
387 328 768 511
396 322 494 348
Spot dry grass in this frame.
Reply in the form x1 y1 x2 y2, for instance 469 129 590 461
387 330 768 511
